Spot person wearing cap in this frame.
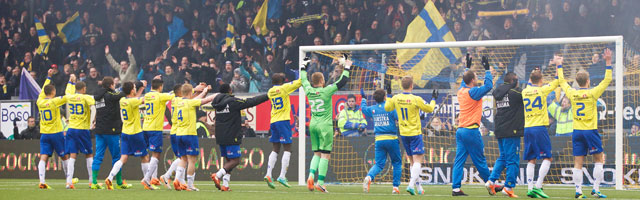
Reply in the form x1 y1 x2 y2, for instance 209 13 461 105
50 64 71 96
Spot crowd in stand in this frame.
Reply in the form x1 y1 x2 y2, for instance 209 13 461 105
0 0 639 99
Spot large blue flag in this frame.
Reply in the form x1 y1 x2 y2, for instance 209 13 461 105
19 68 41 100
168 16 188 45
57 12 82 43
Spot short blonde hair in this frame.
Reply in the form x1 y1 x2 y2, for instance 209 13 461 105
181 84 193 96
311 72 324 86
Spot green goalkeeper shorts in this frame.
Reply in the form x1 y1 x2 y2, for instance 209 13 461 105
310 122 334 152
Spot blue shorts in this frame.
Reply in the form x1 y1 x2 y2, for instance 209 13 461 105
524 126 552 160
65 128 93 154
170 134 179 156
177 135 199 156
269 121 292 144
40 132 66 157
572 129 604 156
401 135 425 156
220 145 241 159
121 133 148 157
143 131 163 152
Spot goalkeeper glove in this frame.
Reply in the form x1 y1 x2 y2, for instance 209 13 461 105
482 56 490 70
340 53 351 70
300 57 311 70
432 89 438 101
465 53 472 69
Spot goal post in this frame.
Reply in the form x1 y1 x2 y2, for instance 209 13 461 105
298 36 627 190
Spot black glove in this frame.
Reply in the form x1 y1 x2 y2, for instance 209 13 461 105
482 56 490 70
384 75 392 96
301 57 311 71
465 53 472 69
432 89 438 100
342 53 349 61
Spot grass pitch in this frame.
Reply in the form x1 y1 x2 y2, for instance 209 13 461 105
0 179 637 200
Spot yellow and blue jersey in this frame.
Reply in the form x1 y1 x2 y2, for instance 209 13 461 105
176 99 201 136
522 79 558 128
384 92 435 136
558 65 612 130
170 97 183 135
37 78 74 134
120 97 143 135
268 79 301 123
66 93 96 130
143 91 174 131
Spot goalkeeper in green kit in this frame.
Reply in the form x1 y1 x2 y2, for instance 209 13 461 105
302 54 351 193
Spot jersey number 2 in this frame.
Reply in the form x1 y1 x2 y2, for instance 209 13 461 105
576 102 586 116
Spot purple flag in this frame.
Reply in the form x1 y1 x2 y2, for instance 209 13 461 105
19 68 41 100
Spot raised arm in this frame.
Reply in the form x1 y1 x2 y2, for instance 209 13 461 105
231 94 269 111
105 46 120 71
591 48 613 98
416 96 436 113
283 79 302 94
38 70 54 100
384 95 395 112
127 47 136 73
556 56 574 95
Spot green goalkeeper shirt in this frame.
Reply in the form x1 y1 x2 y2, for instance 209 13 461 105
301 70 350 125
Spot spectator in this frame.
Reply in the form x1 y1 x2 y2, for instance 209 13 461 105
548 95 573 136
337 94 367 137
0 74 11 99
240 117 256 138
196 110 214 138
230 68 248 93
105 45 138 82
84 67 101 95
424 116 452 136
219 61 234 84
16 116 39 140
630 122 640 136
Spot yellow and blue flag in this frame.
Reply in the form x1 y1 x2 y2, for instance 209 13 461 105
56 12 82 43
397 0 462 87
226 17 235 46
252 0 281 36
34 18 50 55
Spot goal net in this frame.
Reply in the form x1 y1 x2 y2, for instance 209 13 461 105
297 36 636 190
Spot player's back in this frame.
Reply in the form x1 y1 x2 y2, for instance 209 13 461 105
66 93 96 130
565 89 600 130
176 98 201 135
305 86 335 125
143 91 174 131
521 83 555 127
268 80 301 123
120 97 143 134
37 97 66 134
387 93 433 136
170 97 182 135
361 99 398 139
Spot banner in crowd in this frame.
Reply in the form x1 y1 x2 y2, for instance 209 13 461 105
0 101 33 138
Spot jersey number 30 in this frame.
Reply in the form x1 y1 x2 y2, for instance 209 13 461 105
309 99 325 112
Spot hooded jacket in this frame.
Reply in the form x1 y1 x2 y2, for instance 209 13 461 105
93 87 125 135
210 93 268 145
492 81 524 139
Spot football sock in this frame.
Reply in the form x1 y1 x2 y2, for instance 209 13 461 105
573 168 583 193
187 173 195 188
141 163 150 182
38 160 46 183
176 166 186 184
115 171 123 185
92 170 99 184
266 151 278 178
279 151 291 179
308 155 320 179
86 157 93 184
62 159 68 182
526 162 535 190
216 168 227 179
409 163 420 189
164 158 181 178
67 158 76 184
223 174 231 187
593 163 604 192
536 159 550 189
317 158 329 185
148 157 159 181
108 160 123 181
